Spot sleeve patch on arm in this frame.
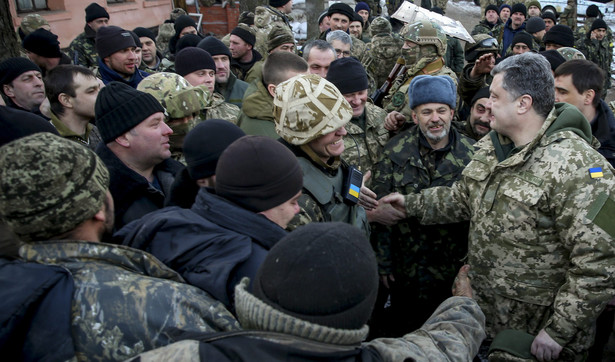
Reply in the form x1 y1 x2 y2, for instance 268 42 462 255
586 192 615 237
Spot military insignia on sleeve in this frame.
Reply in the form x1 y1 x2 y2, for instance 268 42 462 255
391 92 405 107
589 167 604 178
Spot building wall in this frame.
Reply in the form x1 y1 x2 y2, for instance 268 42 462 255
10 0 173 48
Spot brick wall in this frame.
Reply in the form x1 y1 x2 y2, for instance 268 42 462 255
187 1 240 37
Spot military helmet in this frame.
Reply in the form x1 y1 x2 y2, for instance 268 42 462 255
370 16 392 37
556 47 586 61
399 20 447 57
136 72 211 119
273 74 352 146
464 34 499 62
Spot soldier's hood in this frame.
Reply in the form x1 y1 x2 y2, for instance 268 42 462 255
544 102 593 144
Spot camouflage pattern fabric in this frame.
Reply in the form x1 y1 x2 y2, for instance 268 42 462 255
400 103 615 354
575 17 614 44
558 1 577 31
157 23 175 54
576 36 613 95
68 28 98 69
200 93 240 125
342 102 389 177
19 240 241 361
18 13 49 39
137 72 209 119
253 5 293 58
351 35 367 60
557 47 586 61
361 32 403 89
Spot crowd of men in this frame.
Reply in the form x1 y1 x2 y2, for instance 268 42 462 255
1 0 615 360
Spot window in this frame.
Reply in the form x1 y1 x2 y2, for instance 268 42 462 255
16 0 48 12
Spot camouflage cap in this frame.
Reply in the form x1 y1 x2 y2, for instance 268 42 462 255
399 20 447 57
273 74 352 145
169 8 187 22
0 133 109 242
137 72 211 119
465 34 498 62
370 16 392 37
19 14 49 37
267 24 295 52
556 47 586 61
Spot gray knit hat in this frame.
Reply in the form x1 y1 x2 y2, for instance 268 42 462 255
0 133 109 241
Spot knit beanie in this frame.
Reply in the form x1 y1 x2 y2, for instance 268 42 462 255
511 3 527 17
252 222 379 330
512 32 533 48
274 74 353 145
355 2 370 13
0 133 109 242
267 24 295 52
96 26 136 59
215 135 303 212
525 0 541 10
184 120 246 179
231 24 256 46
586 5 600 18
326 57 368 94
499 4 512 14
22 28 62 58
328 3 354 21
591 19 608 32
525 17 545 33
485 4 499 15
85 2 109 22
539 50 566 72
408 75 456 109
176 33 202 53
543 24 574 47
269 0 290 7
129 30 142 48
174 14 198 34
198 36 232 58
541 10 556 23
133 27 156 43
95 82 165 143
238 11 255 26
0 57 41 85
471 86 491 107
175 47 215 77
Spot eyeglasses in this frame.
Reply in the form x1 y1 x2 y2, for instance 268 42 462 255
335 48 351 57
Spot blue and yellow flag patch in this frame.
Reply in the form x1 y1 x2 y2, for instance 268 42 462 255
589 167 604 179
348 184 360 198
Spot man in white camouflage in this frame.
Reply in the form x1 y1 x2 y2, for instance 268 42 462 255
382 52 615 360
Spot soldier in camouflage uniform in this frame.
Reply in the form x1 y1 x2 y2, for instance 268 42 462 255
253 0 294 58
67 3 110 69
156 8 187 55
382 52 615 359
372 75 475 335
273 74 370 235
130 223 485 362
0 133 240 361
17 13 50 42
361 17 403 89
576 19 613 97
382 20 457 124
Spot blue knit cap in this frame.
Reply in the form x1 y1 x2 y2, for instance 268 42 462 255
408 75 456 109
355 2 370 13
499 4 512 14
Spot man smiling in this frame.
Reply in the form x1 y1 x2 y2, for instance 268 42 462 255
95 26 149 88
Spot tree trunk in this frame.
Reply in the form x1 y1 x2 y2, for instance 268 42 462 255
0 1 20 60
306 0 327 40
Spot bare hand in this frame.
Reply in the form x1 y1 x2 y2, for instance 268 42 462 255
531 329 563 361
452 265 473 298
359 171 378 210
384 111 406 131
470 53 496 79
379 192 407 216
366 203 405 225
381 274 395 289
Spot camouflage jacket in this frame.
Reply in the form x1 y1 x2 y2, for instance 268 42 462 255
371 126 474 298
471 19 501 36
253 6 293 57
383 58 458 120
361 33 403 89
19 240 240 361
400 103 615 354
576 35 613 91
216 72 249 108
342 103 389 177
200 93 240 125
131 279 485 361
68 25 98 69
575 17 614 44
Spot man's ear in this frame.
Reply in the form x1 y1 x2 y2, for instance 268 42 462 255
517 94 533 114
583 89 596 106
58 93 73 109
411 111 419 125
3 84 14 98
92 208 105 222
267 83 277 98
114 133 131 148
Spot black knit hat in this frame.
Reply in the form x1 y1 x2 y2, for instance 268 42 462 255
591 19 608 32
22 28 62 58
526 17 546 33
176 33 202 53
128 31 142 48
512 32 533 48
174 15 198 34
175 47 215 77
270 0 290 7
587 4 600 18
471 86 490 107
96 26 136 59
485 4 499 15
198 36 232 58
133 27 156 42
0 57 41 85
95 82 165 143
326 57 368 94
541 10 556 23
253 222 379 330
539 50 566 72
231 25 256 46
543 24 574 47
184 120 246 179
328 2 354 21
511 3 527 17
85 2 109 22
215 136 303 213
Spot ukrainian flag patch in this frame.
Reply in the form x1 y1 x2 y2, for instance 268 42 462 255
589 167 604 179
348 184 360 198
